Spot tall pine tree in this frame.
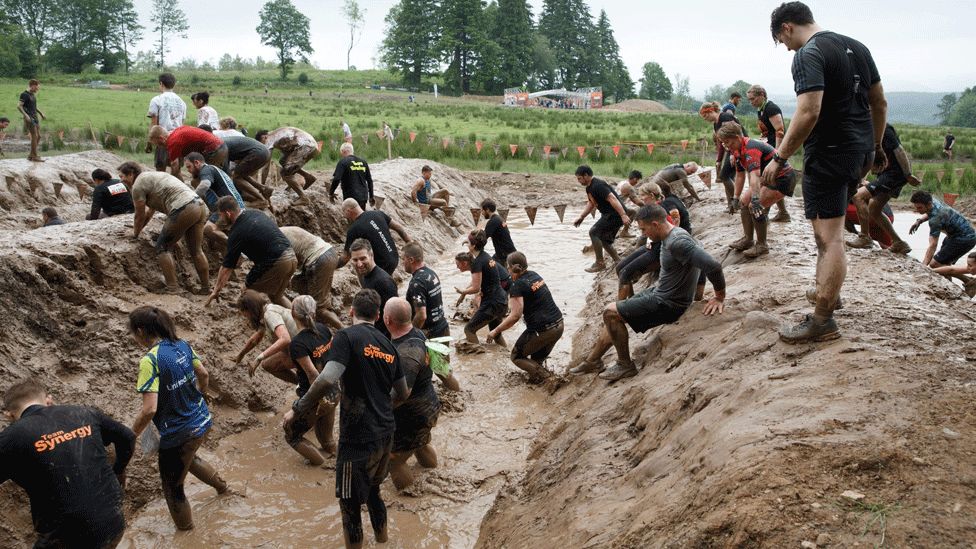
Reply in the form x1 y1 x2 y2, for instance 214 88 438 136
490 0 534 91
438 0 488 95
537 0 596 89
592 10 633 101
380 0 440 88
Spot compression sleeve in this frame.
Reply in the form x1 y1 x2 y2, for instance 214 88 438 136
97 410 136 476
294 360 345 416
687 246 726 292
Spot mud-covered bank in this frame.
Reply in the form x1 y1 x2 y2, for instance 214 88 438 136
477 181 976 547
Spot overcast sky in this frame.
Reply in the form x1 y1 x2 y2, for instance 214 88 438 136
132 0 973 96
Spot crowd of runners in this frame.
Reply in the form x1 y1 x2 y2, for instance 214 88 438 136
2 2 976 548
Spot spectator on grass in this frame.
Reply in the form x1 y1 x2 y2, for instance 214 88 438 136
191 92 219 129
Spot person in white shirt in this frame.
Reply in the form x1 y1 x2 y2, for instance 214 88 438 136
191 92 219 129
147 73 187 174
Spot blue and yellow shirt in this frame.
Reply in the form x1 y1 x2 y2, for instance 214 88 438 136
136 339 212 449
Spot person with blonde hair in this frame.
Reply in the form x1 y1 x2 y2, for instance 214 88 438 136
746 84 791 222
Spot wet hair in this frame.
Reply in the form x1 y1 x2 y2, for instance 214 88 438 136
421 165 432 173
352 289 381 321
628 170 642 181
292 295 322 336
770 2 815 42
349 238 373 255
41 206 58 219
730 92 742 100
717 120 744 140
28 79 39 87
0 117 9 124
219 117 237 130
198 124 213 133
910 190 933 205
91 169 112 182
698 102 720 117
638 182 662 198
340 142 354 155
216 195 241 213
185 152 206 164
506 251 528 274
575 165 593 177
3 380 46 412
128 305 179 341
237 289 271 330
480 198 497 212
455 251 473 264
158 73 176 89
635 204 667 224
191 92 210 105
118 161 142 178
467 229 488 252
747 84 767 98
659 181 674 197
402 241 424 262
254 129 269 142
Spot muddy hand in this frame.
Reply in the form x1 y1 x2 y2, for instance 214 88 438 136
205 291 220 308
248 357 263 377
761 160 779 187
907 174 922 186
282 409 295 429
909 221 921 235
872 147 888 172
703 298 725 315
573 217 583 228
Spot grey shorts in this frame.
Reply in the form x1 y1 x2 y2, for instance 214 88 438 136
616 289 686 333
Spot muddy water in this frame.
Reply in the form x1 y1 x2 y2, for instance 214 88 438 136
120 207 595 548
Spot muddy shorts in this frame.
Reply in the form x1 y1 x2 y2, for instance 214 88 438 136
512 319 564 364
767 170 797 197
280 144 317 177
616 289 687 333
866 171 907 199
34 512 125 549
247 249 298 301
617 246 658 286
154 144 170 170
232 148 271 178
466 300 507 334
292 248 339 312
336 435 393 504
156 199 206 252
589 214 623 247
801 151 873 220
393 403 439 454
424 325 451 339
935 236 976 266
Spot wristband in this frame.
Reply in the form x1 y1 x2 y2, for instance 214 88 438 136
772 152 787 163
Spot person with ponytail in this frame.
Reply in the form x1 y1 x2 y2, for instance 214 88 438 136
128 305 229 531
234 289 300 384
700 100 747 213
284 295 338 466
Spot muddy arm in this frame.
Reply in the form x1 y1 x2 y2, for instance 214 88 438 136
389 220 412 243
131 392 157 438
489 296 523 340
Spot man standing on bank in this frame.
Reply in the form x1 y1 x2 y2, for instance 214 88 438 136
331 143 374 210
573 165 630 273
763 1 888 343
18 79 45 162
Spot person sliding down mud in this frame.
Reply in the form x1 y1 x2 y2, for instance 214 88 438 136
383 298 459 490
573 165 630 273
718 121 797 259
649 162 703 203
456 230 509 346
699 101 747 213
571 205 726 382
481 198 517 266
411 165 451 211
932 252 976 297
909 190 976 271
128 306 230 531
284 290 409 549
486 252 563 383
285 295 338 465
1 381 135 549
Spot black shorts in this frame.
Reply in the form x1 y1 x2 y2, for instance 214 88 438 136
34 512 125 549
866 171 907 199
336 436 393 504
616 289 686 333
466 300 507 333
589 214 623 246
393 404 439 454
511 320 564 364
934 236 976 266
425 324 451 339
801 151 873 220
769 170 798 197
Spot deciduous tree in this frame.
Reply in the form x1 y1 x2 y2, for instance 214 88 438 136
380 0 439 88
342 0 365 71
150 0 189 69
256 0 313 80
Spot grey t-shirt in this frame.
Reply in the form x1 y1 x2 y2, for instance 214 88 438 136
655 228 704 309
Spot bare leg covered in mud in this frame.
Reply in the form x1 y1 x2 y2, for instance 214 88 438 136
781 216 844 343
389 445 438 490
158 434 229 531
570 304 634 379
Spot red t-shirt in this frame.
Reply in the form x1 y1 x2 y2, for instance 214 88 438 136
166 126 223 161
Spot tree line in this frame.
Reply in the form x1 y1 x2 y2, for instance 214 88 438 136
938 88 976 128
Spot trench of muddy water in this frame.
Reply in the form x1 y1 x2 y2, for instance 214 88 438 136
119 207 594 549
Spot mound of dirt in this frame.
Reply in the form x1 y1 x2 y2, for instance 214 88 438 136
476 186 976 547
603 99 671 113
0 153 487 547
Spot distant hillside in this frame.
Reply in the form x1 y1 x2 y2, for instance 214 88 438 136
771 91 950 126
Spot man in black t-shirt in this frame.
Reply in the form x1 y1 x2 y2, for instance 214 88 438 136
487 252 563 383
18 79 45 162
87 169 134 220
339 199 412 276
747 84 791 222
573 165 630 273
222 134 274 202
1 381 135 549
285 289 408 549
330 143 374 210
480 198 517 265
766 2 888 343
350 239 399 338
943 131 954 160
206 196 298 307
402 242 450 339
456 231 509 346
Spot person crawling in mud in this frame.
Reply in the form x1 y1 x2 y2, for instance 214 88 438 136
486 252 562 383
234 289 303 384
649 162 703 203
40 206 65 227
932 252 976 298
281 226 344 330
87 169 134 220
573 165 630 273
284 289 409 549
718 121 797 259
571 204 726 382
384 297 459 490
456 230 509 347
184 152 245 250
909 190 976 270
1 380 135 549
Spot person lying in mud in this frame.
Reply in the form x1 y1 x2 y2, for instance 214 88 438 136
128 305 230 531
285 295 338 465
486 252 562 384
411 165 451 213
280 226 343 330
384 297 459 490
571 204 726 382
649 162 703 203
481 198 517 266
573 165 630 273
909 190 976 270
1 380 134 549
932 252 976 298
284 289 409 549
456 230 509 347
233 289 302 384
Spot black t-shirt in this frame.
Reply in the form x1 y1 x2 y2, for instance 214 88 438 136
90 179 134 218
472 251 506 305
714 110 748 136
224 209 292 285
944 134 955 149
586 178 622 220
0 405 134 539
510 270 562 332
791 31 881 154
484 214 516 261
757 100 784 146
289 323 333 396
198 164 242 209
497 262 512 292
362 265 398 336
330 155 374 205
222 135 269 160
406 266 449 336
328 323 403 444
879 124 905 178
19 91 37 121
662 195 692 233
392 328 439 421
346 210 398 274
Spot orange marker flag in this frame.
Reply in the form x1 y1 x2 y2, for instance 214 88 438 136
470 207 482 224
646 143 655 155
509 144 518 156
681 139 689 150
409 132 417 143
543 145 551 156
316 140 324 152
576 146 586 158
58 130 65 140
442 137 450 149
612 145 620 157
944 193 959 206
475 141 483 153
116 135 125 146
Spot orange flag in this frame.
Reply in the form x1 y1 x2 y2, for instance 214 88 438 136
409 132 417 143
116 135 125 146
469 207 482 224
646 143 655 155
554 204 567 223
944 193 959 206
316 140 324 152
681 139 689 150
475 141 483 153
612 145 620 157
509 144 518 156
576 146 586 158
543 145 551 156
442 137 450 149
58 130 65 140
